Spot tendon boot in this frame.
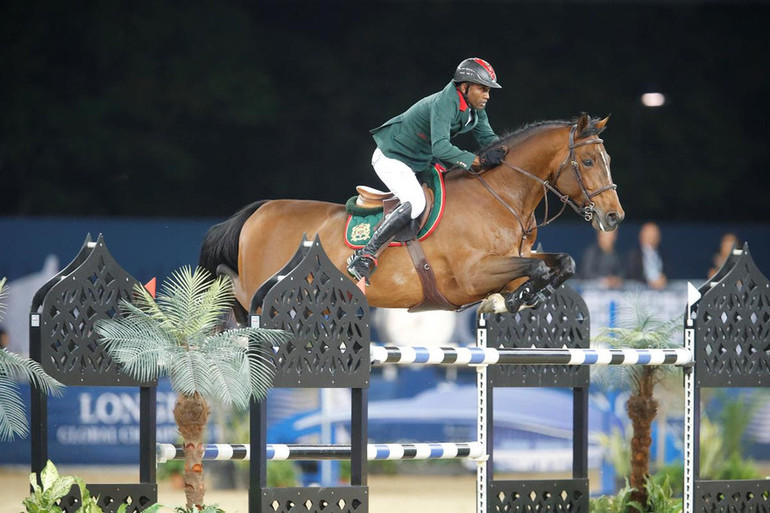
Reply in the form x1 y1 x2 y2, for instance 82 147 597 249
504 280 535 312
347 202 413 284
504 281 555 312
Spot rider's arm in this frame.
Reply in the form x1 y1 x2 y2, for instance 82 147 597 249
429 94 477 170
473 109 499 148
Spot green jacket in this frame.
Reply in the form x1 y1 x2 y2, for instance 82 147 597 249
371 81 499 173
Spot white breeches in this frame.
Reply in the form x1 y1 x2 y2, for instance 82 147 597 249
371 148 425 219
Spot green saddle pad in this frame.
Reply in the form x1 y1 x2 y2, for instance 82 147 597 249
344 163 446 248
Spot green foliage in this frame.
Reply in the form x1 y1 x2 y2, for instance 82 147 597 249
267 460 299 488
365 459 399 475
697 414 724 479
717 391 757 457
592 296 682 392
590 477 682 513
644 474 682 513
596 425 631 478
94 266 288 409
23 461 77 513
717 451 762 480
173 506 224 513
23 460 162 513
697 408 762 480
652 463 683 497
0 278 64 441
589 479 643 513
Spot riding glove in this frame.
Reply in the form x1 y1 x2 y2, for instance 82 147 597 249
479 146 507 169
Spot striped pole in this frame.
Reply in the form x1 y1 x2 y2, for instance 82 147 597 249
157 442 483 464
370 345 693 367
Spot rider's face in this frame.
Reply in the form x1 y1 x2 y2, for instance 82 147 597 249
463 83 491 110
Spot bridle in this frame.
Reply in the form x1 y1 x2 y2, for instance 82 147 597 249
469 124 617 242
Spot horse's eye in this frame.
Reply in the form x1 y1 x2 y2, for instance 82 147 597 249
582 159 594 167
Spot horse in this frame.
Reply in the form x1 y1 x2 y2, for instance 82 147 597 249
199 113 624 321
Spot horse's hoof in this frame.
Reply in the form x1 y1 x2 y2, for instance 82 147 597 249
478 293 507 314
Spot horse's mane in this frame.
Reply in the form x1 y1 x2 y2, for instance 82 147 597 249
480 115 606 153
493 120 572 149
440 115 605 176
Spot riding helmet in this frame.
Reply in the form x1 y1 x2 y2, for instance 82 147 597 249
453 58 502 89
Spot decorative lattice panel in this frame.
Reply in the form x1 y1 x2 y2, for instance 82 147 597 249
489 479 588 513
60 484 158 513
259 237 370 388
694 245 770 387
36 234 151 387
695 480 770 513
485 284 590 387
261 486 368 513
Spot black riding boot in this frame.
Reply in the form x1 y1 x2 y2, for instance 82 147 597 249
347 202 413 284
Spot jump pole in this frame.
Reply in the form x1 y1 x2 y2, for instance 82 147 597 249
156 442 485 463
370 345 693 367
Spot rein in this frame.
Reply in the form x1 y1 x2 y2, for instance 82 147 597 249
469 124 617 244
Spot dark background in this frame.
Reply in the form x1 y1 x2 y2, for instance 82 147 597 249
2 1 769 222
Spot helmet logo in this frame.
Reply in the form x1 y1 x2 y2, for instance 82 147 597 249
472 58 496 81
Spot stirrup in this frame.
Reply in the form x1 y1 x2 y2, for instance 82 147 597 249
347 252 377 285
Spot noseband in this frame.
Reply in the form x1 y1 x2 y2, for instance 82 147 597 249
470 124 617 242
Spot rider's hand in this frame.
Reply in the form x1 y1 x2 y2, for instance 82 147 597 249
478 146 507 169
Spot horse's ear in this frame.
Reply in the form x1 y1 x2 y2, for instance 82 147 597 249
595 114 611 133
576 112 590 133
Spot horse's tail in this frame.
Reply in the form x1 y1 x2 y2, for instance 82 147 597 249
199 200 270 279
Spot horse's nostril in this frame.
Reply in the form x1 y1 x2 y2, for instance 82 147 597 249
606 211 622 227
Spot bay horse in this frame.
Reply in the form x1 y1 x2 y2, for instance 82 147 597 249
199 113 623 320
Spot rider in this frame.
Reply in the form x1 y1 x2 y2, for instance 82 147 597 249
347 57 508 284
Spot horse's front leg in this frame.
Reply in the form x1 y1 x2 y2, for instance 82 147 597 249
476 252 574 314
515 252 576 309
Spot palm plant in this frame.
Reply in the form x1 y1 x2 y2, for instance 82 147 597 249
0 277 63 441
94 267 287 510
592 296 681 509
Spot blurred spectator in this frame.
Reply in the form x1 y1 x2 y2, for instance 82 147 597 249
626 222 668 290
579 229 623 289
0 327 8 350
708 232 741 278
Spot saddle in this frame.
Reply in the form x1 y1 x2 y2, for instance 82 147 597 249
345 163 457 312
352 184 434 243
345 162 446 247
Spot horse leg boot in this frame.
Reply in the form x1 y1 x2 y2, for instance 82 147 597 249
504 253 575 311
502 259 551 312
347 202 413 285
523 253 575 308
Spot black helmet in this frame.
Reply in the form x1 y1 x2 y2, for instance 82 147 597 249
453 58 501 89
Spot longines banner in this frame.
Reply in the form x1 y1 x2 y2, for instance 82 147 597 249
0 379 222 465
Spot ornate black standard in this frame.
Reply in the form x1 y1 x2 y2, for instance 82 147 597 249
29 234 157 513
250 235 370 513
686 243 770 513
482 284 590 513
